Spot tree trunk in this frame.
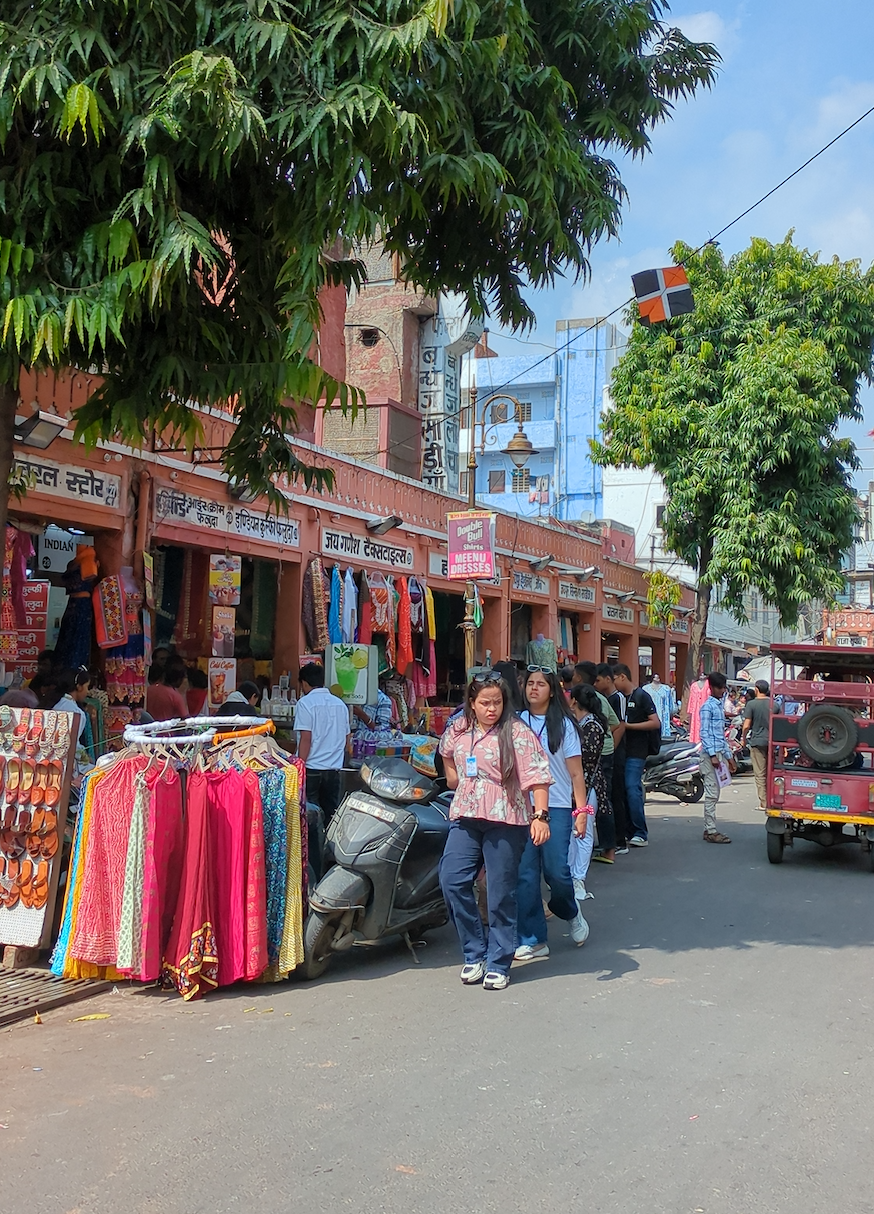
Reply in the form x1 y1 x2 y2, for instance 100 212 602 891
0 382 17 539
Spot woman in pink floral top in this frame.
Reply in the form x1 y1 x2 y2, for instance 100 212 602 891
438 672 552 990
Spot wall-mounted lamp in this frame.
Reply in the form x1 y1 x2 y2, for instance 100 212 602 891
529 555 552 573
366 514 403 536
615 591 635 603
14 410 66 450
574 565 598 583
674 606 693 616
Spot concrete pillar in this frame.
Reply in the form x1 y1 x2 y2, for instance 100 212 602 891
274 560 303 678
617 632 637 671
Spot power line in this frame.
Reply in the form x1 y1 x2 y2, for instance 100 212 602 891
483 100 874 397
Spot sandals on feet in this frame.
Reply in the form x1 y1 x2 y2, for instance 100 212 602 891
703 830 731 844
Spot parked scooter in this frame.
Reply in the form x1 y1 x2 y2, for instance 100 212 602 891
302 757 451 980
725 716 752 775
643 739 705 802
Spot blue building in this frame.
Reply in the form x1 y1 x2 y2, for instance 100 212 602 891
463 319 622 521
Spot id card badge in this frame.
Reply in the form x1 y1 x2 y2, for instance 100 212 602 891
465 755 478 778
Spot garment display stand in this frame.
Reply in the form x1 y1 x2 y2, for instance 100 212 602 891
0 708 78 953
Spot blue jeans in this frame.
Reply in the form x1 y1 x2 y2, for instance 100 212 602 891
439 818 529 975
624 756 648 840
515 808 578 947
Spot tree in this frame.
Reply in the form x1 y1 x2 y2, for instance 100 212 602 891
594 235 874 693
0 1 718 532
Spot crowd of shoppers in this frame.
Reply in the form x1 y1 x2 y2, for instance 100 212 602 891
438 658 754 991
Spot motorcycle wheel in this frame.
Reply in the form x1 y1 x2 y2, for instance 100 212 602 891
301 911 341 981
677 774 705 804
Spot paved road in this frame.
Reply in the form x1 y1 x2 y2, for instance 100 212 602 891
5 776 874 1214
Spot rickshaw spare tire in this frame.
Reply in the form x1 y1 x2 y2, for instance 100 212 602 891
796 703 858 765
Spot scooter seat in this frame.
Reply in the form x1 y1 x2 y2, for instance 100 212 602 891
645 743 695 769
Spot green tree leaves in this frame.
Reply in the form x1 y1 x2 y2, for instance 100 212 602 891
0 0 717 514
595 235 874 671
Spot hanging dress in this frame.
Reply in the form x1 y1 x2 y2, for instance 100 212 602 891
395 576 414 673
134 765 184 982
328 564 344 645
342 567 359 643
302 558 329 651
162 767 219 1000
367 571 395 669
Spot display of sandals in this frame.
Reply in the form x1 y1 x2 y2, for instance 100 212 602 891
0 707 75 947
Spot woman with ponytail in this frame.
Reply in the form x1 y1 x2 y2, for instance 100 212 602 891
438 672 552 991
514 667 591 960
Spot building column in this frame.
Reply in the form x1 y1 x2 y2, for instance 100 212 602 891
617 631 637 672
650 634 671 681
274 560 303 677
481 591 507 665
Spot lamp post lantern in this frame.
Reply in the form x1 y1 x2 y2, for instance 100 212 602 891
461 386 538 677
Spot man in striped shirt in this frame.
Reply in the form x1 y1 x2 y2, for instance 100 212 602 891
699 671 734 844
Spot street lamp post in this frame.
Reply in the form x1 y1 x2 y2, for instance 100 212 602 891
461 385 538 677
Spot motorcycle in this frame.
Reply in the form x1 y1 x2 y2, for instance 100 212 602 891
643 739 705 803
725 715 752 775
302 757 451 980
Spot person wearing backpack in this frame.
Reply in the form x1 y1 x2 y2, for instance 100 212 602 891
611 664 660 847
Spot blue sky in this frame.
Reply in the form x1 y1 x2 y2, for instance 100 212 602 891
488 1 874 485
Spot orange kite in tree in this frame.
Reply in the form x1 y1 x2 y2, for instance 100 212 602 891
631 266 695 324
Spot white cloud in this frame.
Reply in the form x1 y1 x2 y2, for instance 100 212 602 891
671 10 740 56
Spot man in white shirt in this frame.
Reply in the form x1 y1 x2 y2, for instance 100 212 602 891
296 662 351 823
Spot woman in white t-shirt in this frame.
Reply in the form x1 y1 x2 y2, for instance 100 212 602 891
515 667 590 959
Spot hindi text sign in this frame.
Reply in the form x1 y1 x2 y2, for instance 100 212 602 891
447 511 496 581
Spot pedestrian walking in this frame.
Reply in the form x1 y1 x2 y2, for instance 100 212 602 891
594 663 632 852
699 670 735 843
611 663 660 847
568 684 612 898
296 662 351 824
438 672 553 991
514 667 591 961
741 679 773 809
572 661 622 861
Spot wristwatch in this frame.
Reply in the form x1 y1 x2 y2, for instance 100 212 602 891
532 810 550 823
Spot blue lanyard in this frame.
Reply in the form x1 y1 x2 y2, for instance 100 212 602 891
524 712 548 745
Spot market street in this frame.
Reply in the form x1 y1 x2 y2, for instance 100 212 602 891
5 776 874 1214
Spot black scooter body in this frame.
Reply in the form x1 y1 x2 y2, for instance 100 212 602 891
303 762 451 979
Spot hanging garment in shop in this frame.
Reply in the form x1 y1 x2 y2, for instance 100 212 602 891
55 548 99 670
367 571 395 669
93 574 129 649
342 567 358 643
162 767 219 1000
129 765 184 981
408 576 426 664
526 636 558 672
687 677 708 744
395 576 414 673
10 526 34 629
250 560 278 657
104 566 146 704
172 549 209 659
328 564 344 645
358 570 372 644
302 557 329 651
0 524 19 662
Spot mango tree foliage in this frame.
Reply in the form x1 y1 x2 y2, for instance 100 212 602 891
0 0 718 528
595 236 874 691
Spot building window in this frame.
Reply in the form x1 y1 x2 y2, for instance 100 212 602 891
517 401 532 422
750 591 759 623
490 401 508 423
489 469 506 493
655 504 666 529
459 471 469 495
459 406 470 431
359 328 380 348
511 468 531 493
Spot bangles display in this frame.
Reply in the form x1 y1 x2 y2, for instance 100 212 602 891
0 707 76 948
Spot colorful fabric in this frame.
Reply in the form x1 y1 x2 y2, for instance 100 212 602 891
242 768 268 981
56 559 96 670
116 770 150 972
207 767 248 986
93 575 129 649
687 679 709 744
424 586 436 641
50 769 101 976
10 528 34 629
342 567 358 643
395 577 413 673
438 717 553 826
135 766 184 982
70 755 147 965
277 764 305 975
302 558 329 651
259 767 288 966
173 549 209 659
328 564 343 645
162 768 219 1000
367 571 395 669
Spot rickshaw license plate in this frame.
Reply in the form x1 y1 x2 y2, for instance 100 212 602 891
814 793 843 810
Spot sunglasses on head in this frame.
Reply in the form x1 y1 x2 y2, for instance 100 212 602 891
527 665 554 675
472 670 503 685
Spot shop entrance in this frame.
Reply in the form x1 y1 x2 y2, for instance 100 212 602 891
510 603 532 662
431 590 466 703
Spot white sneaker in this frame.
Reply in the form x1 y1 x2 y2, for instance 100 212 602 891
569 912 590 946
616 845 630 855
573 878 595 904
483 971 510 990
514 943 550 961
629 835 648 847
460 962 486 985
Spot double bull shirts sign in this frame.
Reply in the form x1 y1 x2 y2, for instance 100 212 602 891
447 512 497 581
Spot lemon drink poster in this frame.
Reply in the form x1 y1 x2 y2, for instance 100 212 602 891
326 644 378 705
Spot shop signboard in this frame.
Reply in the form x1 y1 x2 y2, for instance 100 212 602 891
428 550 501 587
325 643 378 705
447 511 496 580
321 527 414 570
512 569 550 596
209 554 242 606
154 485 300 548
13 456 121 511
36 526 95 574
211 606 236 657
671 617 690 635
557 580 596 606
603 603 635 625
207 657 237 709
12 582 49 677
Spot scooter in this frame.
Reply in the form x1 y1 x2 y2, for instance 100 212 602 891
643 739 705 803
301 757 451 980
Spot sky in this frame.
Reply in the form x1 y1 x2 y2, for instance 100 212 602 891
487 1 874 487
